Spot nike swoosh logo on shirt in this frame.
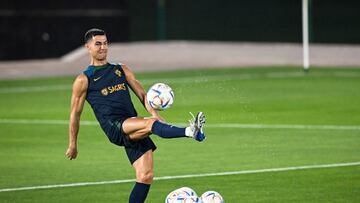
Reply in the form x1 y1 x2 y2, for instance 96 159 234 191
94 77 102 82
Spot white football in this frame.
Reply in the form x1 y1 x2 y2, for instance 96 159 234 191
147 83 174 110
200 191 224 203
165 187 199 203
175 187 198 197
166 195 200 203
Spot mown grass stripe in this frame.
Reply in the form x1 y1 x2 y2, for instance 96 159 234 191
0 161 359 193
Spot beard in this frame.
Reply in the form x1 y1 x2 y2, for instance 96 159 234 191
95 52 107 61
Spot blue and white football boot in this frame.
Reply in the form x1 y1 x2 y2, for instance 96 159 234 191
188 112 206 142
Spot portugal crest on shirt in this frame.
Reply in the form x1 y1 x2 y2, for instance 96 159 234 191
101 88 109 96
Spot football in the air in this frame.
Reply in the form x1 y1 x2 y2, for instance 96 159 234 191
200 191 224 203
146 83 174 110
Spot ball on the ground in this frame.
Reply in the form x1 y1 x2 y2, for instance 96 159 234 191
200 191 224 203
146 83 174 110
165 187 199 203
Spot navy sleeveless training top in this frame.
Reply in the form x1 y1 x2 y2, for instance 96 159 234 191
83 63 138 135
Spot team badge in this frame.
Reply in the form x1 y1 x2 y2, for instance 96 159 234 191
101 88 108 96
115 69 122 77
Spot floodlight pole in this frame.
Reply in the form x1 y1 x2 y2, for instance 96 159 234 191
302 0 310 71
157 0 166 40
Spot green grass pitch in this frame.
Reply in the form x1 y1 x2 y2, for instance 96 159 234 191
0 67 359 202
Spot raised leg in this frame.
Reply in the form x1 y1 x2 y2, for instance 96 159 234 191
122 117 187 140
122 112 206 142
122 117 157 140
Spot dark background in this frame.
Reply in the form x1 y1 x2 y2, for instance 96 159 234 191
1 0 359 60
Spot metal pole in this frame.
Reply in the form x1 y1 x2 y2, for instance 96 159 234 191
302 0 310 71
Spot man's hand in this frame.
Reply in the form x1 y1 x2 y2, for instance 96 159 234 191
66 146 78 160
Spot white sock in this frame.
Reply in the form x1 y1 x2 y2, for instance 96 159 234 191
185 127 193 137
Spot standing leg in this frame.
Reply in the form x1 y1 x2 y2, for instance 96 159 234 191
129 150 154 203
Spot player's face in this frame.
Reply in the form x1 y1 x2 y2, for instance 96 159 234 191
86 35 108 61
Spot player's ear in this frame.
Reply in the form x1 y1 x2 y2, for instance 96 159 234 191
84 42 90 50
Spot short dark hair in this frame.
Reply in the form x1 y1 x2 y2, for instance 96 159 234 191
84 28 106 43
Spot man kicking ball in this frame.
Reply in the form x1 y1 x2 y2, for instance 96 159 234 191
66 28 205 203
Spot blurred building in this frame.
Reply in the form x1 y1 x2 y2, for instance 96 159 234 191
0 0 359 60
0 0 129 60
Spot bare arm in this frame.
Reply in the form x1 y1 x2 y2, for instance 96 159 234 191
122 64 164 121
66 74 88 160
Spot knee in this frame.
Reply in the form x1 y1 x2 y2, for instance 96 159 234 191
145 118 157 133
137 169 154 184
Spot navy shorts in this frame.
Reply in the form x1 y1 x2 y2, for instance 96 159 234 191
106 119 157 164
124 137 156 164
